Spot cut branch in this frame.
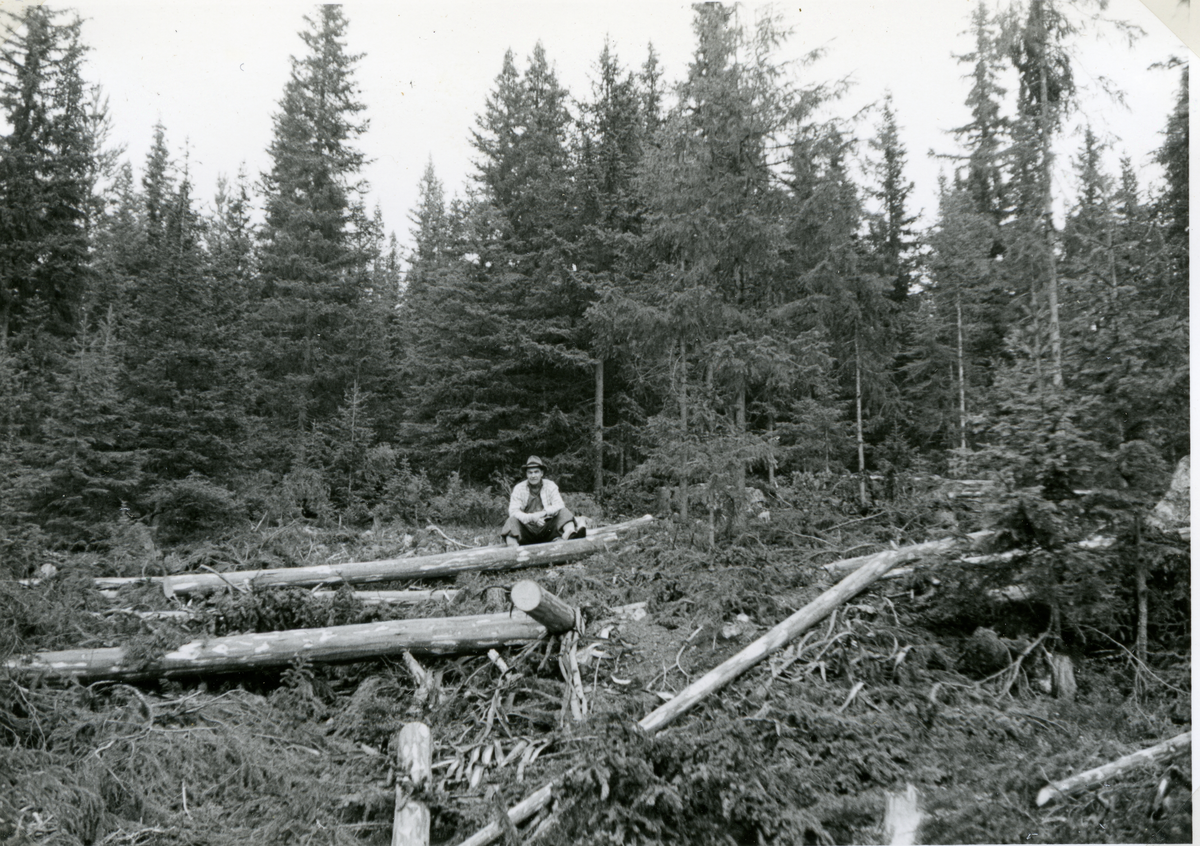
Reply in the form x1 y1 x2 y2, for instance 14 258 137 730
1036 732 1191 807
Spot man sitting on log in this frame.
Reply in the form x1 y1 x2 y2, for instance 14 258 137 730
501 456 586 547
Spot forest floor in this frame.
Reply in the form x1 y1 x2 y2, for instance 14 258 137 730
0 497 1191 845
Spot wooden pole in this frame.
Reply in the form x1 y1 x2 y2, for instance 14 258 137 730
510 581 577 633
1036 731 1191 807
393 722 432 846
43 516 653 595
5 611 554 682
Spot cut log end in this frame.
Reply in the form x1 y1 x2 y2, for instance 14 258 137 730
510 580 577 633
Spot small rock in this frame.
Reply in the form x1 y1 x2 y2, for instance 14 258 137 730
721 615 752 640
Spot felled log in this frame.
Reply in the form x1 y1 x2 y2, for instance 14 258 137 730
822 531 994 577
640 532 969 734
96 588 462 605
320 589 460 605
5 610 574 682
1036 731 1192 807
511 580 578 632
70 515 653 596
92 589 463 620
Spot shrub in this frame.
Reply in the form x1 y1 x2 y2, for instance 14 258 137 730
274 467 333 523
374 456 435 525
147 473 243 544
428 472 505 525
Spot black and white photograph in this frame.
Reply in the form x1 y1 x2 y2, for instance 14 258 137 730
0 1 1190 843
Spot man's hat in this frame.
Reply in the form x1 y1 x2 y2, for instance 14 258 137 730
522 456 547 471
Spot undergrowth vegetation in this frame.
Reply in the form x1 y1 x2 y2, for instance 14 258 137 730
0 470 1190 845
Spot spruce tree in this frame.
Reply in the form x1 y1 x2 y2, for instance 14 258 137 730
576 38 648 495
401 43 592 482
866 94 917 304
632 3 809 522
254 5 373 441
1152 64 1187 319
0 6 92 339
118 128 248 488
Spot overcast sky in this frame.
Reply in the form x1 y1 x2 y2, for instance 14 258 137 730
61 0 1188 259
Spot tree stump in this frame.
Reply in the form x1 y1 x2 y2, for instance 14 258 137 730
1048 653 1076 701
393 722 431 846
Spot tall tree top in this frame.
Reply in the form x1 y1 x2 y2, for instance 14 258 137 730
259 4 371 286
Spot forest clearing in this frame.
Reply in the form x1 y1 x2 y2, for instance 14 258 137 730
0 0 1189 843
1 470 1191 845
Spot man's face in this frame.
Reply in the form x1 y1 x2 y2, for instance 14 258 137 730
526 467 544 484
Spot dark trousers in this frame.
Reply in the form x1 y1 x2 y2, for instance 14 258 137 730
500 508 574 545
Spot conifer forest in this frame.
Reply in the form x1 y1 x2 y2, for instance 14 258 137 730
0 3 1190 845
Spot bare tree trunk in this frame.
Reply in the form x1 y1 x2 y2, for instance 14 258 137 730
1038 41 1064 390
955 291 968 452
678 340 689 521
594 359 604 498
733 383 748 534
766 412 776 488
854 335 867 508
1135 514 1148 665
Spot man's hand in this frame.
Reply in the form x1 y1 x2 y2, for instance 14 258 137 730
519 511 546 528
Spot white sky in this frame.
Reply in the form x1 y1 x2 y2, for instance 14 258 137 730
43 0 1191 258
